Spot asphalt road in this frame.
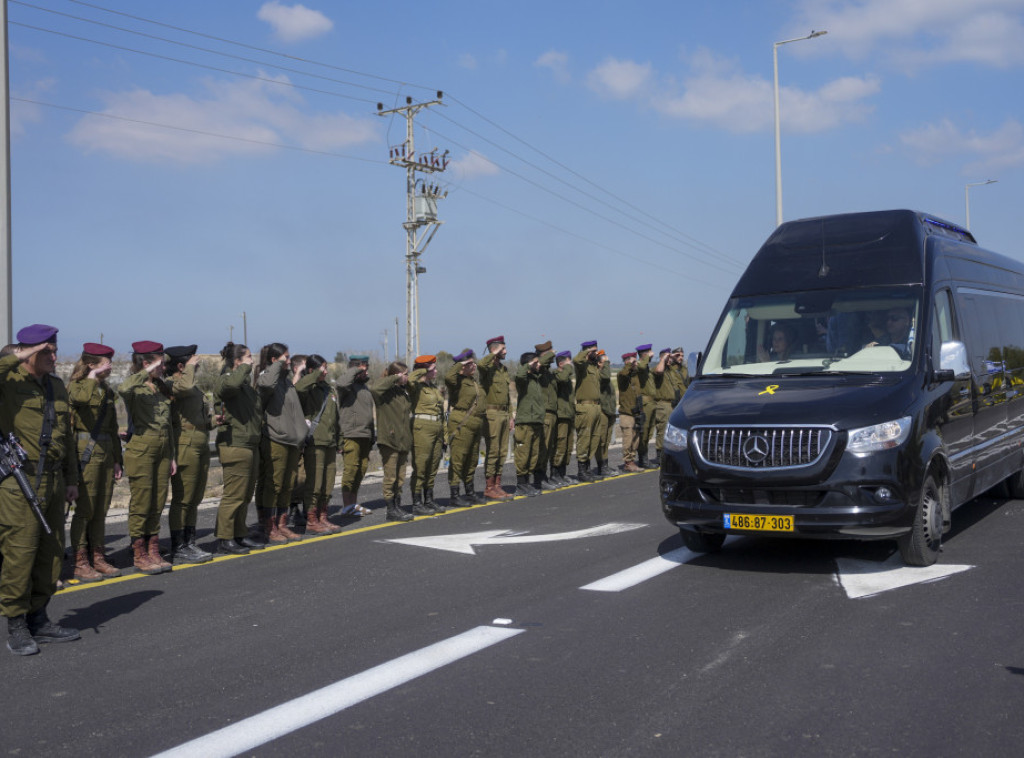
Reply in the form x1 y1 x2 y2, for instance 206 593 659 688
3 469 1023 757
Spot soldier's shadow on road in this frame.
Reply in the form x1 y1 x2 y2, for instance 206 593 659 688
57 590 162 636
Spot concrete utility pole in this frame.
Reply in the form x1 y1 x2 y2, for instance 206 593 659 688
1 0 13 344
377 93 448 364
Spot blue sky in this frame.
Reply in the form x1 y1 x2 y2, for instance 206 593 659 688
8 0 1023 361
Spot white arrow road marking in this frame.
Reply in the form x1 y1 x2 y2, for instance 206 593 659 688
382 522 647 555
150 625 524 758
581 546 699 592
835 554 974 599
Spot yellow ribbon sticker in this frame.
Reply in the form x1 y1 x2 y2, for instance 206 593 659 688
758 384 779 396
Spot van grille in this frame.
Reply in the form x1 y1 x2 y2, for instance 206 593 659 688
694 426 833 470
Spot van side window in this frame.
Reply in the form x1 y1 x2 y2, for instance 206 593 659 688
931 289 955 361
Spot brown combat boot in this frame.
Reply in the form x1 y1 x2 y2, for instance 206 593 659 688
304 504 329 535
73 547 104 583
622 461 643 473
485 475 513 500
132 537 162 575
148 535 172 571
318 502 342 533
91 547 122 578
276 510 302 542
264 512 287 545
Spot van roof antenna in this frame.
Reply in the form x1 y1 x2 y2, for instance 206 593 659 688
817 220 830 278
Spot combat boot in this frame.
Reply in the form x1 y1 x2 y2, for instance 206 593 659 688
621 460 643 473
449 482 473 507
131 536 162 575
184 526 213 563
91 546 122 578
593 459 608 479
386 497 414 522
466 485 488 505
6 615 39 656
148 535 172 572
215 538 250 555
534 470 558 491
642 446 659 469
576 460 595 483
277 511 303 542
304 504 329 535
515 474 538 497
72 547 103 583
425 488 445 513
169 530 191 564
411 492 434 516
264 512 287 545
26 607 80 644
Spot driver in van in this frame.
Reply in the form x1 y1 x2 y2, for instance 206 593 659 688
867 307 913 358
757 324 796 362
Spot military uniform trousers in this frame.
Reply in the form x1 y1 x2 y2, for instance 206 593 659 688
410 417 444 492
618 413 639 464
574 401 602 462
69 438 116 552
170 431 210 531
542 411 558 470
303 444 337 510
641 397 656 447
483 407 511 478
379 445 408 501
594 412 612 461
215 443 258 541
553 417 575 468
0 469 66 618
652 400 674 453
448 412 483 488
124 432 172 539
259 437 300 514
340 438 372 495
513 422 544 476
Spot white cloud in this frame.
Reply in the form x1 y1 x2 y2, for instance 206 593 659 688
535 50 571 84
793 0 1024 70
587 49 878 134
11 77 55 137
587 58 653 99
900 118 1024 173
67 75 377 163
450 150 499 180
257 2 333 43
458 53 478 70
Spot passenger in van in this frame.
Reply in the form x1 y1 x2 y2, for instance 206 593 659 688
866 307 913 359
757 324 796 362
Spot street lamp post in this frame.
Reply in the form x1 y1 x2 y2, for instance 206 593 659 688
965 179 997 231
774 30 827 228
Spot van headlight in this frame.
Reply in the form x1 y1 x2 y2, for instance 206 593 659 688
846 417 912 454
664 423 688 452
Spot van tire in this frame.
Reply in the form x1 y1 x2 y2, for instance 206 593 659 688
1006 470 1024 499
680 528 726 553
897 474 943 566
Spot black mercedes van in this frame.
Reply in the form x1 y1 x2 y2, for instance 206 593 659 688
660 209 1024 565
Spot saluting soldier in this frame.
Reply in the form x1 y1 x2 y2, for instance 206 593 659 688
212 342 262 555
573 340 602 482
335 355 374 517
651 348 677 465
617 351 643 472
67 342 124 582
513 352 547 496
444 349 487 507
478 336 513 501
1 325 81 655
295 354 343 535
166 345 213 565
636 344 658 469
594 350 617 479
120 340 175 575
535 341 561 490
370 362 415 521
408 355 445 515
551 351 576 485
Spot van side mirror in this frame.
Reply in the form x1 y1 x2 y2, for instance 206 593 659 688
936 341 970 382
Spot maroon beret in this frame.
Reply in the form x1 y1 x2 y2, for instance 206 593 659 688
83 343 115 358
486 335 505 346
132 340 164 354
622 351 637 360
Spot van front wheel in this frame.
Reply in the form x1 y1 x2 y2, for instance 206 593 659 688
680 528 726 553
897 474 943 566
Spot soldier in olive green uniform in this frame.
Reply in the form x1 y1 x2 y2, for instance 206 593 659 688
668 347 690 397
594 351 617 478
1 325 81 655
120 340 175 575
534 341 561 490
651 348 678 464
616 352 643 473
295 354 343 535
67 342 124 582
409 355 444 515
444 349 487 507
636 344 658 468
551 351 576 485
513 352 548 496
336 355 375 517
573 340 602 482
212 342 262 555
370 362 414 521
166 345 213 565
478 336 513 501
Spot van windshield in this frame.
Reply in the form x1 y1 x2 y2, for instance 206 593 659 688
701 287 921 376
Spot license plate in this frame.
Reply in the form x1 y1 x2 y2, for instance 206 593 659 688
723 513 794 532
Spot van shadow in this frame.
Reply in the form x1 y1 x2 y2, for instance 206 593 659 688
57 590 162 636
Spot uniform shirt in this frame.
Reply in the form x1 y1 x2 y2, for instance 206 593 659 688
256 360 307 447
638 355 656 401
0 354 77 485
214 363 261 448
444 362 486 418
170 363 212 443
335 366 375 440
514 363 547 425
477 352 511 408
119 369 173 437
67 377 124 467
295 372 341 447
370 374 412 452
599 363 617 417
540 353 557 413
554 362 575 419
573 350 602 402
617 362 641 415
409 369 444 417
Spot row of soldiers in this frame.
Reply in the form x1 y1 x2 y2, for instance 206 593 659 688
0 324 688 656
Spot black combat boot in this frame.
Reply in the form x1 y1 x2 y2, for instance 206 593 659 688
26 607 80 644
534 470 558 491
425 488 445 513
594 459 608 479
450 483 473 507
515 474 538 497
387 496 415 521
411 492 434 516
466 485 488 505
6 615 39 656
643 445 659 469
577 460 595 483
215 538 250 555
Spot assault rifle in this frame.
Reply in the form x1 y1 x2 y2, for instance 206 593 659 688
0 432 52 535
